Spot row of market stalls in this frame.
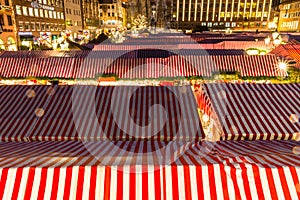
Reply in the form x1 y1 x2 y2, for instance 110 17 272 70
0 50 285 79
0 35 299 199
0 84 299 199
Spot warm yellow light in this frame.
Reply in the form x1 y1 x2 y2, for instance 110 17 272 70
278 62 287 70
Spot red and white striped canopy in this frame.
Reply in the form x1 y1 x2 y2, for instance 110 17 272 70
203 83 300 140
0 139 299 199
0 85 203 142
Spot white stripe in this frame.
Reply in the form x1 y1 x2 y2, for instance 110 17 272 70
82 166 91 200
95 166 105 200
56 167 67 200
148 165 155 200
259 167 272 200
224 165 236 200
29 168 42 200
213 164 224 200
177 166 186 200
109 167 117 200
272 168 285 199
202 165 211 200
136 165 142 200
189 166 198 200
244 163 259 200
43 168 54 200
2 168 17 200
69 166 79 200
283 167 298 200
123 166 130 200
165 166 173 200
17 167 30 200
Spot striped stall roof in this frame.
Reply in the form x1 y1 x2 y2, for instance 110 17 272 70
270 44 300 69
0 140 299 199
0 52 283 79
0 85 203 142
203 83 300 140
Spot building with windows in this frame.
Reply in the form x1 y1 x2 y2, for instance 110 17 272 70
0 0 17 50
99 0 126 30
13 0 65 49
82 0 99 38
64 0 83 40
278 0 300 32
167 0 275 31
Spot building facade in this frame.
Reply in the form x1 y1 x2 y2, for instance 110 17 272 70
278 0 300 32
0 0 17 50
167 0 275 31
13 0 65 49
99 0 126 30
64 0 83 40
82 0 99 38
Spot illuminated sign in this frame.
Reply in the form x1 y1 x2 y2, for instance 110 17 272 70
31 1 54 11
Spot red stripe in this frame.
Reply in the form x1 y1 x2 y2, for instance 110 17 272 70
23 167 35 200
277 167 292 200
154 166 161 200
89 166 97 200
76 166 85 200
0 168 9 199
116 166 123 200
63 167 73 200
129 167 136 200
195 166 204 199
171 165 179 200
265 168 278 200
183 166 192 200
37 168 48 200
50 167 60 200
103 167 111 200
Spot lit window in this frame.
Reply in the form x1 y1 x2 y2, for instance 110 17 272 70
53 11 56 19
34 8 39 17
225 22 230 27
40 9 44 17
45 10 48 18
16 5 22 15
43 0 47 4
29 7 34 16
232 22 236 27
207 22 212 27
61 13 64 19
23 6 28 16
49 11 53 18
57 12 60 19
19 21 24 31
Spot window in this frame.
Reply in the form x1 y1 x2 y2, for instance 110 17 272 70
207 22 212 27
4 0 9 6
232 22 236 27
31 23 35 30
225 22 230 27
53 11 56 19
29 7 34 16
19 21 24 31
36 22 40 30
25 22 30 31
61 13 64 19
57 12 60 19
112 5 114 9
108 13 110 17
44 10 48 18
49 11 53 18
46 24 50 31
7 15 12 26
40 9 44 17
34 8 39 17
22 6 28 16
16 5 22 15
41 24 45 31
